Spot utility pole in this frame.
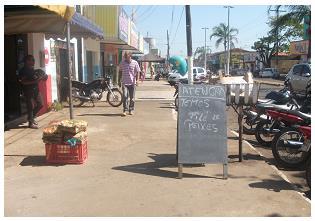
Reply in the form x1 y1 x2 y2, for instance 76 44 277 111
76 5 83 82
185 5 193 85
66 21 73 119
224 6 233 76
167 29 170 65
131 6 135 22
270 8 286 68
202 27 209 71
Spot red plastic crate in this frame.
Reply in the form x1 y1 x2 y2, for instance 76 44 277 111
45 141 88 164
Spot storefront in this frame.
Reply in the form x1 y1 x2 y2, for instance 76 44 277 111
243 52 258 72
4 5 104 124
83 6 143 84
290 40 309 63
44 38 77 102
4 34 28 123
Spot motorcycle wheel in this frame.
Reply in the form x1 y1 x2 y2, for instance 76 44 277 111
243 125 256 135
271 127 310 168
242 108 257 135
243 118 256 135
107 88 123 107
67 88 85 107
306 158 311 188
255 120 275 146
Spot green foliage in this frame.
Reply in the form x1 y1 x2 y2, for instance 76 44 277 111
253 5 311 66
252 36 277 68
48 100 64 112
210 23 239 51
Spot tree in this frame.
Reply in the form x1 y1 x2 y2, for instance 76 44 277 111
210 23 238 68
252 36 277 68
210 23 239 52
252 5 307 68
269 5 311 58
193 46 207 66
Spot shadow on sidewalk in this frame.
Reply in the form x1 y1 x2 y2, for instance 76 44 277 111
77 113 122 117
248 179 295 192
5 125 29 131
228 153 263 161
159 106 174 109
112 153 223 179
18 155 66 167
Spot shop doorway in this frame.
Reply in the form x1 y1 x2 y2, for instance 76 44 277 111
86 50 93 82
4 34 28 123
58 48 68 101
55 40 75 102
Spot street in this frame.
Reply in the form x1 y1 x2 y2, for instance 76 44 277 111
4 79 310 217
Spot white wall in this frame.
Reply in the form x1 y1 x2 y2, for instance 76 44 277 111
83 38 101 81
44 39 58 102
27 33 45 69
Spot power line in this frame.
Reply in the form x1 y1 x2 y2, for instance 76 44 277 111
134 5 140 14
136 6 153 20
169 6 175 36
137 6 157 21
171 6 184 46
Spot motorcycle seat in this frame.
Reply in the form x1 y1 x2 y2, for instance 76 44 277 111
256 103 297 112
72 80 88 88
257 99 275 104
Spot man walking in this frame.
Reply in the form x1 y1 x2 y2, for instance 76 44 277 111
119 51 140 116
18 55 47 129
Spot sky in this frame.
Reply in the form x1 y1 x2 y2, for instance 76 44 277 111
124 5 279 57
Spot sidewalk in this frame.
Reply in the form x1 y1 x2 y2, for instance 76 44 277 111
4 80 310 216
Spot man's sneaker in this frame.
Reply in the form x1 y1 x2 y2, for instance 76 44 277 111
129 111 134 115
121 112 127 117
29 123 39 129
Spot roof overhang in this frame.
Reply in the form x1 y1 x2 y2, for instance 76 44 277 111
4 5 104 39
101 42 138 51
138 53 165 63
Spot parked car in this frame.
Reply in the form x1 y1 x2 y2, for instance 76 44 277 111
259 68 279 78
168 67 206 85
285 63 311 96
168 70 187 86
193 67 206 80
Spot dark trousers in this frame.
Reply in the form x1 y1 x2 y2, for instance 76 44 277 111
25 89 43 123
122 84 136 112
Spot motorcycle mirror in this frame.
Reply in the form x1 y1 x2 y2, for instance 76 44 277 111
303 73 311 78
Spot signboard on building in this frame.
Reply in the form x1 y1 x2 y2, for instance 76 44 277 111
138 33 144 53
118 7 129 43
290 40 309 55
129 21 138 49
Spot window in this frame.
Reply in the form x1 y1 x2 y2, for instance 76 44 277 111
292 65 303 75
197 68 204 73
193 69 197 74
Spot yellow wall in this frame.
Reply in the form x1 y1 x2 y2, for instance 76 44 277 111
271 59 299 74
83 5 118 40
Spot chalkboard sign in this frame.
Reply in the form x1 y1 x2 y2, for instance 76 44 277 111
177 84 228 166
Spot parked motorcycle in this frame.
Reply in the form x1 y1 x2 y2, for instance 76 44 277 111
306 157 311 188
243 79 295 135
154 72 161 81
70 75 123 107
254 81 311 146
271 122 311 169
